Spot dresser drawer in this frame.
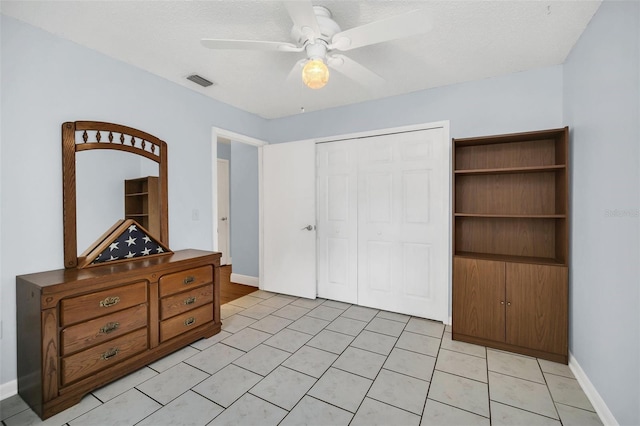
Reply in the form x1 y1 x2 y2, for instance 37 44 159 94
159 266 212 298
61 328 148 386
61 304 148 356
160 284 214 320
160 304 213 343
60 281 147 326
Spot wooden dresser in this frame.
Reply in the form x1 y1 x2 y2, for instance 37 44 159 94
16 249 221 419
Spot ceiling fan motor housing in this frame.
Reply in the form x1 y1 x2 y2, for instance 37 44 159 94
290 6 341 47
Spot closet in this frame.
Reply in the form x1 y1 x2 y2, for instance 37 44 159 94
316 126 449 320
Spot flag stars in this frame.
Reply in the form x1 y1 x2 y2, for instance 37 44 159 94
141 247 151 256
143 235 152 244
124 251 135 259
128 224 138 233
156 247 164 253
125 236 137 246
109 242 119 251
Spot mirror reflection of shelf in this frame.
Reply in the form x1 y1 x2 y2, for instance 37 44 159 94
124 176 159 238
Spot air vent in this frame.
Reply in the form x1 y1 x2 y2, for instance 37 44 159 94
187 74 214 87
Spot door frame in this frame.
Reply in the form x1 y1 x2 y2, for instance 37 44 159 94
314 120 452 322
211 128 267 286
216 158 231 265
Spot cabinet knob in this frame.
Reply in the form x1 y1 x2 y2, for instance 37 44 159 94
500 301 504 305
507 302 511 306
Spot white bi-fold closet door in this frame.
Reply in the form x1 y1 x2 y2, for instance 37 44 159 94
317 126 449 321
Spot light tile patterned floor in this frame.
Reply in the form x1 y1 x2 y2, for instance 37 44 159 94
0 290 603 426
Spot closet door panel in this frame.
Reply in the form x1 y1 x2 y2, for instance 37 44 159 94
317 141 358 303
357 128 449 320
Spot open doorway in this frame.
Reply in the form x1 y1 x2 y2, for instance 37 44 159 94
212 128 267 303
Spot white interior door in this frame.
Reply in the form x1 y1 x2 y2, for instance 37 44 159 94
357 128 448 321
317 141 358 303
217 159 230 265
262 140 317 298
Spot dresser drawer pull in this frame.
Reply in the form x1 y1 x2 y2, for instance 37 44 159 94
183 276 195 285
184 296 197 305
99 296 120 308
101 348 119 360
184 317 196 326
99 322 120 334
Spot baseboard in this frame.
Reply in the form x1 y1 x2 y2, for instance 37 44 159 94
0 379 17 400
230 273 259 287
569 352 619 426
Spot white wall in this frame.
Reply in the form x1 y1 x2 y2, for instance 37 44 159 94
563 2 640 425
0 14 266 390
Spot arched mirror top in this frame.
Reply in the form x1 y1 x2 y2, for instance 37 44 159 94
62 121 169 269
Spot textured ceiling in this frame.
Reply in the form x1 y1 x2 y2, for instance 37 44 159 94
2 1 601 119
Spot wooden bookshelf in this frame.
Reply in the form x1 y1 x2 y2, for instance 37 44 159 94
452 127 569 363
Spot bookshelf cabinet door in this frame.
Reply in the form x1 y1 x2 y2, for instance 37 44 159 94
505 263 568 354
453 257 505 342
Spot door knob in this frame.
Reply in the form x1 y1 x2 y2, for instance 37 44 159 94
301 225 315 231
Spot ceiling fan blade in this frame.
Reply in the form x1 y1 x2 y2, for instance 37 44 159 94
284 1 320 37
286 59 307 84
327 54 385 87
330 10 431 51
201 39 302 52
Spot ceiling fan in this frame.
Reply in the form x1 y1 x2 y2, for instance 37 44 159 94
201 1 431 89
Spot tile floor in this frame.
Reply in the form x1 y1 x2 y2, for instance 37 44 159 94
1 291 603 426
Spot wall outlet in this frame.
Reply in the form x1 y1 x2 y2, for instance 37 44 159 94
192 209 200 221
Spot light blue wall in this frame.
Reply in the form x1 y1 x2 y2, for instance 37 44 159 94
0 14 266 388
217 141 231 160
266 65 564 143
563 2 640 425
229 141 259 277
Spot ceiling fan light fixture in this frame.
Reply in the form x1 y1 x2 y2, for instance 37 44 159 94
302 59 329 89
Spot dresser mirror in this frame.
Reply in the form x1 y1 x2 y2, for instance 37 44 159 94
76 149 158 254
62 121 169 269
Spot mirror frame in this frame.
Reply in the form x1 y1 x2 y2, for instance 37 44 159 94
62 121 169 269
